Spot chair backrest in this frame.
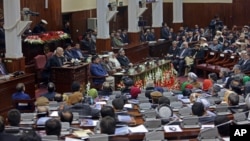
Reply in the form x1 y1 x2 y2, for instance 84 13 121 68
34 55 47 70
42 135 58 141
170 101 183 110
13 98 36 113
233 112 247 122
61 122 70 130
21 113 36 121
143 119 162 130
139 103 152 110
197 127 221 141
89 134 109 141
143 109 157 119
46 52 54 60
145 131 165 141
178 107 192 118
181 116 201 128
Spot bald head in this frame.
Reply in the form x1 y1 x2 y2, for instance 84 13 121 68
56 47 64 57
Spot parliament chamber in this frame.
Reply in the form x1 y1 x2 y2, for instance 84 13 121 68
1 0 250 141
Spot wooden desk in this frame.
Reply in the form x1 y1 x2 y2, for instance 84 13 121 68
0 73 35 116
113 42 149 64
51 63 89 94
148 41 171 58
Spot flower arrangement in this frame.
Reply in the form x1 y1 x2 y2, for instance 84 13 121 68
24 31 70 44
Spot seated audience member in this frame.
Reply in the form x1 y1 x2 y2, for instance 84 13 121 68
35 96 49 107
101 54 116 75
214 115 230 137
100 116 116 135
202 79 213 92
63 43 74 61
217 68 230 86
108 52 121 69
240 52 250 73
12 83 31 100
0 57 8 75
100 105 116 119
130 86 141 99
117 48 132 68
208 84 222 102
199 37 208 49
113 32 127 47
0 116 19 141
229 76 244 95
87 88 98 99
145 29 156 41
191 101 216 124
98 82 113 96
36 106 49 118
187 72 201 89
19 131 42 141
7 109 21 127
172 41 191 76
208 38 222 52
150 91 163 104
63 82 100 118
45 118 61 137
208 73 218 83
72 43 85 60
121 76 134 94
81 33 96 55
43 47 64 82
112 98 125 112
145 80 156 101
59 110 73 125
120 29 129 44
166 41 179 60
158 96 170 106
227 92 247 113
40 82 59 101
90 55 109 86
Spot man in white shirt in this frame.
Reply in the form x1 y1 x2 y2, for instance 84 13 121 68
108 52 121 69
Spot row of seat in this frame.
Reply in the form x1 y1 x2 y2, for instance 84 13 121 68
195 51 239 78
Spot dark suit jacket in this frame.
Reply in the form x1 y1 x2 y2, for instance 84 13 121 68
90 63 108 85
161 27 169 40
168 46 179 59
240 59 250 72
120 34 129 43
178 48 191 59
0 133 20 141
117 55 131 67
32 24 46 34
43 55 64 80
193 48 205 59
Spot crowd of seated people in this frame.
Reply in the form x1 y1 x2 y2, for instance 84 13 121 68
110 29 129 48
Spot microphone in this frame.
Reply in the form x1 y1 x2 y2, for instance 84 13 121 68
24 10 40 16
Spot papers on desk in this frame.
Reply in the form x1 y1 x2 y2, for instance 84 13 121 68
115 126 129 135
72 129 94 138
95 101 107 105
179 98 191 104
65 137 83 141
164 125 183 132
80 119 98 127
124 103 133 109
128 99 139 104
49 111 58 117
201 124 214 130
128 125 148 133
117 115 132 123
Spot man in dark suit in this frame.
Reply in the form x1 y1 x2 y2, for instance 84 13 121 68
160 22 169 40
240 53 250 73
120 29 129 44
172 42 191 76
166 41 179 60
90 55 109 85
0 116 19 141
43 47 64 82
117 48 132 68
32 19 47 34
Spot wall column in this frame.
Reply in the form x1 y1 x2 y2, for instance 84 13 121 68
173 0 183 23
128 0 140 43
96 0 111 53
152 0 163 40
3 0 25 72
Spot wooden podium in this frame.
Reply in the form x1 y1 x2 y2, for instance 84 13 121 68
51 63 89 93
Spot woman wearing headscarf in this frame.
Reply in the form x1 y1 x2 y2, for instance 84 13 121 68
187 72 201 89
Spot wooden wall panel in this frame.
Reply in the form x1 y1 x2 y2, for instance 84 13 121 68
20 0 62 31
